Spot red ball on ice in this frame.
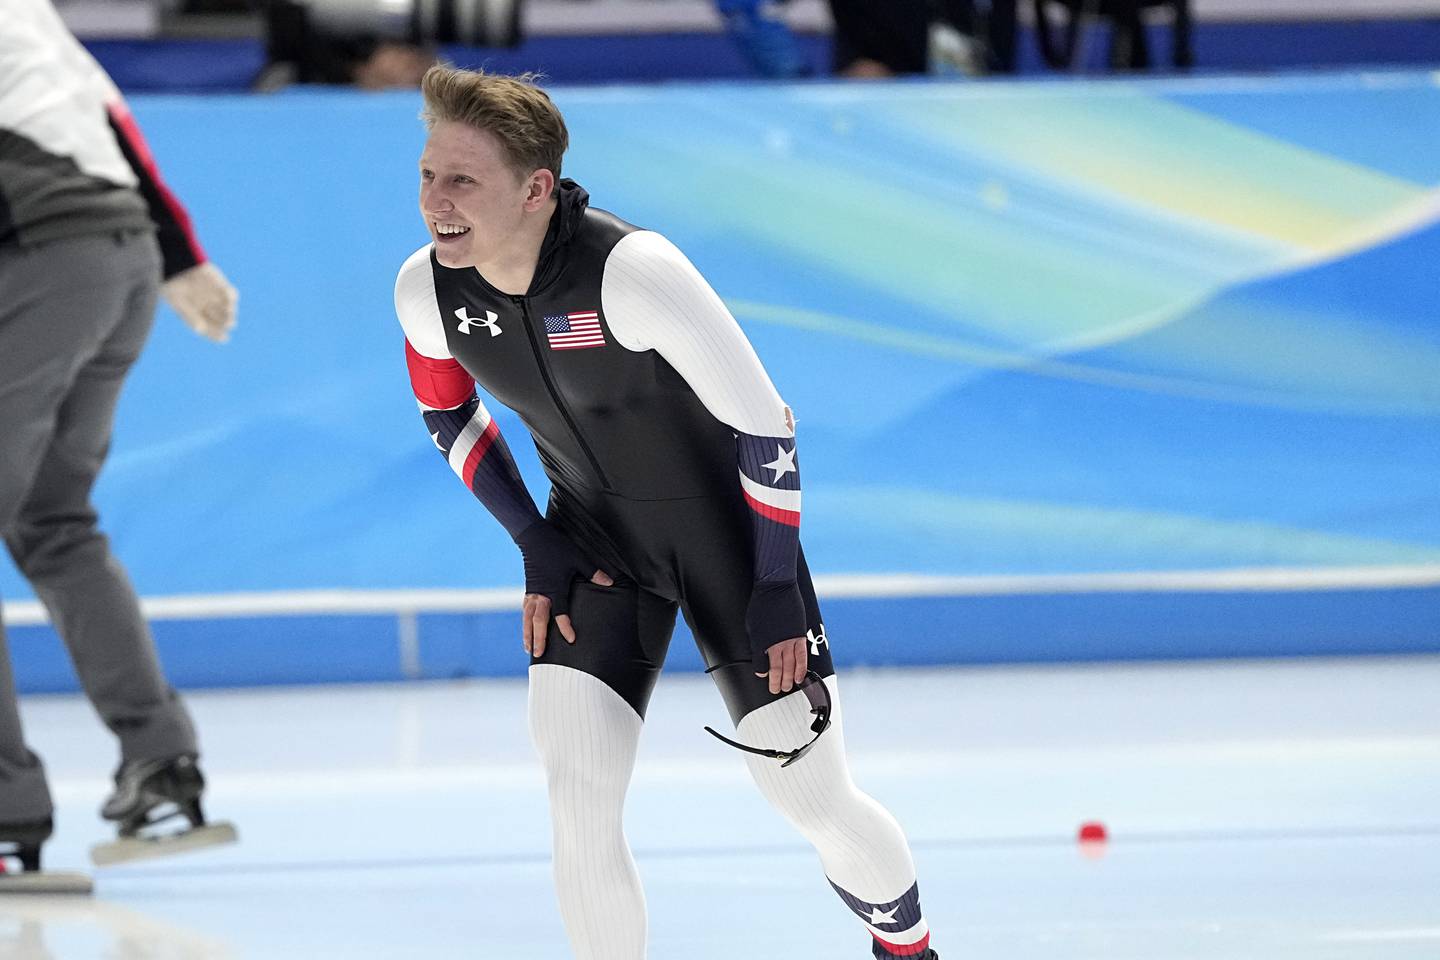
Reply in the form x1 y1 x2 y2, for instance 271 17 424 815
1078 821 1108 844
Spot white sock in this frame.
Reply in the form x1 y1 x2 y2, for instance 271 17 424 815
529 664 648 960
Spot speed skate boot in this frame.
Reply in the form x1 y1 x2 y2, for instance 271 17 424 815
0 817 93 894
90 754 237 867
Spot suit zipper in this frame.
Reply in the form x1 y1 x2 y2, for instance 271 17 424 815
516 297 612 491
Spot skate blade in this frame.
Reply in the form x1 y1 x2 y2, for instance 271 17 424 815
91 821 237 867
0 871 93 895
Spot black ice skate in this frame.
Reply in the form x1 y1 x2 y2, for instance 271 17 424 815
90 755 237 867
0 817 93 894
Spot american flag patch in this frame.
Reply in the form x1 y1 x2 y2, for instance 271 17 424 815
543 310 606 351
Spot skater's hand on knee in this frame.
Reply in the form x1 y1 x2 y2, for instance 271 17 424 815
757 636 807 694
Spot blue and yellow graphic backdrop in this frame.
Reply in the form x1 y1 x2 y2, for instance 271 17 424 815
3 73 1437 681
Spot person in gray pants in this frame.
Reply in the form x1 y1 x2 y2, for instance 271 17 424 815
1 0 238 875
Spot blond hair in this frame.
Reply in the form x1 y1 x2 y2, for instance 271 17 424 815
420 65 568 180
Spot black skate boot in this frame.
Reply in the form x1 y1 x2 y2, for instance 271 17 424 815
0 817 51 875
0 817 93 894
91 754 237 867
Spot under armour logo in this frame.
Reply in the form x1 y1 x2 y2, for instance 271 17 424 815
455 307 501 337
807 624 829 656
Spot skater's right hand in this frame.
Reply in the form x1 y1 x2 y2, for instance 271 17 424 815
515 521 613 657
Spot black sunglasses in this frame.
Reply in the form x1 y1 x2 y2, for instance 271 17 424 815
704 670 833 768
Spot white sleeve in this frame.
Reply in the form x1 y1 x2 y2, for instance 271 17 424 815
0 0 136 189
601 231 792 438
395 244 482 413
394 244 452 360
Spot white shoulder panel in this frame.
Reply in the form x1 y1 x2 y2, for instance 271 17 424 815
0 0 136 188
601 231 791 438
394 244 450 359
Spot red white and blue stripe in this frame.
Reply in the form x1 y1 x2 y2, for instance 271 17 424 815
443 401 500 487
737 433 801 584
406 340 542 540
829 880 931 959
543 310 606 351
739 470 801 528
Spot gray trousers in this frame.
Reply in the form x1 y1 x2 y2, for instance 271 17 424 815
0 231 197 823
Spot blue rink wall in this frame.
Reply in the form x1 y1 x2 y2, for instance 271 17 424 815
9 584 1440 692
4 72 1440 692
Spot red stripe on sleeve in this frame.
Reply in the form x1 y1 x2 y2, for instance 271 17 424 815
462 419 501 487
743 489 801 527
406 340 476 410
106 101 205 266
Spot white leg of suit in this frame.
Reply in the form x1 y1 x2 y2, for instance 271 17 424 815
529 664 648 960
738 676 931 956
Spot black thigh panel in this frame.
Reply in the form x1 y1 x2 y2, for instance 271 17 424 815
541 485 834 725
683 546 835 726
529 577 678 719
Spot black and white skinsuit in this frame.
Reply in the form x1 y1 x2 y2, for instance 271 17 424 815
395 180 934 960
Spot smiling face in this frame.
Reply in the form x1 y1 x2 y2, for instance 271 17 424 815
418 120 536 270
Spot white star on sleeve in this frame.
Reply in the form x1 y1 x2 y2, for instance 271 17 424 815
865 905 901 926
761 443 797 482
